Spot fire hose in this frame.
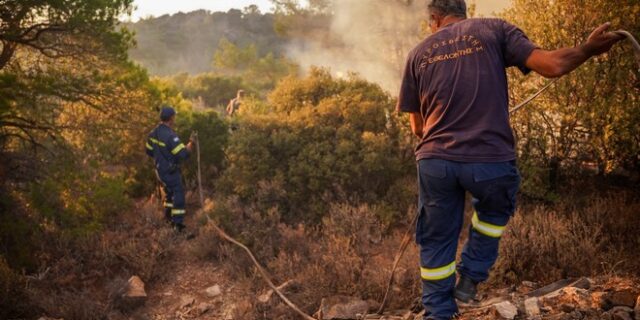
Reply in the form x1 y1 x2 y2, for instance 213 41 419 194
190 30 639 320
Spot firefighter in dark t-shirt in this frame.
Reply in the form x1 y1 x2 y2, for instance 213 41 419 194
398 1 623 319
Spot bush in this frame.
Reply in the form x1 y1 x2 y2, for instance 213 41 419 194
219 69 415 225
492 192 640 285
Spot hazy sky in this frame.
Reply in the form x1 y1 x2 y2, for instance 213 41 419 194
130 0 275 20
129 0 511 21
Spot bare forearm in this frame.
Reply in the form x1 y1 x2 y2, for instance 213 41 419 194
527 46 591 78
549 46 590 77
409 113 423 138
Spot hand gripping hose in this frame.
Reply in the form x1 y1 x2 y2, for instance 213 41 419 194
377 29 640 315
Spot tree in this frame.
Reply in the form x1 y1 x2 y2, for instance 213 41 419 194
213 38 298 92
0 0 133 70
502 0 640 194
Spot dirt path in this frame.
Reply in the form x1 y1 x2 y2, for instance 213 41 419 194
129 218 244 320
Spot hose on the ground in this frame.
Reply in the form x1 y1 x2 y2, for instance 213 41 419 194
194 138 316 320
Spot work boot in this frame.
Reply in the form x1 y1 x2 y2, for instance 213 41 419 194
455 275 478 303
423 313 460 320
172 222 186 232
172 222 197 240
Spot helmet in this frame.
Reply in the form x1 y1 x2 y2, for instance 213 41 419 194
160 106 176 121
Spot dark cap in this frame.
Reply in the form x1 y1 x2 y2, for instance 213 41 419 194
160 106 176 121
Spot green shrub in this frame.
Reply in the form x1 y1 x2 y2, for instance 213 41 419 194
219 69 415 225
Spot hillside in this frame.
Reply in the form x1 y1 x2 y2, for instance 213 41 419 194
126 9 287 75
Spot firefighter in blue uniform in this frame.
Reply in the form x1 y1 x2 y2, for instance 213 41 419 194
145 106 195 231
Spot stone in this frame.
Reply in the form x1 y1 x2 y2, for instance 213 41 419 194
205 284 222 298
180 295 195 309
524 297 541 317
491 301 518 319
559 303 575 313
527 279 575 298
318 295 370 320
571 277 592 290
610 306 634 320
118 275 147 311
542 287 592 311
592 291 611 310
196 302 212 315
610 287 640 308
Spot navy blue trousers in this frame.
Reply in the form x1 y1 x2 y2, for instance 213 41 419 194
416 159 520 320
159 171 186 224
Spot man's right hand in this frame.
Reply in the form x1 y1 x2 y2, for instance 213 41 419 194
584 22 625 57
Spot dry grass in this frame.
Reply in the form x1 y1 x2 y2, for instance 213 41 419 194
202 192 640 319
21 199 176 319
492 191 640 285
6 189 638 319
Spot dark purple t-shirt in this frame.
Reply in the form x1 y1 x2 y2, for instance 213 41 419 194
398 18 537 162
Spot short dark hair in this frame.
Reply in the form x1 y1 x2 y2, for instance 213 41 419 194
428 0 467 18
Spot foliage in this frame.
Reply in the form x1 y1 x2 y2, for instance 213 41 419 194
126 9 287 75
28 157 132 238
175 109 229 189
171 72 246 108
218 68 415 225
503 0 640 197
213 37 299 92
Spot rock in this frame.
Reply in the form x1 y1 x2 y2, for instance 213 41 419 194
524 297 541 317
205 284 222 298
196 302 212 315
527 279 575 298
117 276 147 311
542 287 592 311
634 295 640 320
610 287 640 308
610 306 634 320
592 291 612 310
571 277 592 290
318 295 369 320
559 303 575 313
180 295 195 309
491 301 518 319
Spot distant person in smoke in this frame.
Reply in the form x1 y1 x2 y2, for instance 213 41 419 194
397 0 623 319
145 106 196 232
226 89 245 116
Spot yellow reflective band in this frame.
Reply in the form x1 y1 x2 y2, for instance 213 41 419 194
146 142 153 150
171 143 185 155
149 138 166 147
171 209 185 216
472 212 506 238
163 202 173 208
420 261 456 281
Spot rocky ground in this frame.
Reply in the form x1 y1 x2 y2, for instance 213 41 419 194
34 200 640 320
109 243 639 320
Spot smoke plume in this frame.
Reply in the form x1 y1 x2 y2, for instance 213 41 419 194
286 0 427 94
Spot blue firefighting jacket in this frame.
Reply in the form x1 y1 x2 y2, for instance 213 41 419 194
145 124 190 177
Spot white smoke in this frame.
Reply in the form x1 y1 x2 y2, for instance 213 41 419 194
286 0 427 94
